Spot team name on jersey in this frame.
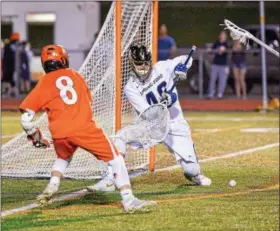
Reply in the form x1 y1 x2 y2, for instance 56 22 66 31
139 74 163 95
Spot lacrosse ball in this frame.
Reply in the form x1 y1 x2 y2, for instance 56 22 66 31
229 180 236 187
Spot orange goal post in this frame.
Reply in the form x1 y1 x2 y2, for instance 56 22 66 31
2 1 159 179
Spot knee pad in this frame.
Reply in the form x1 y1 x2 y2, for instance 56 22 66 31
108 155 130 188
179 160 201 178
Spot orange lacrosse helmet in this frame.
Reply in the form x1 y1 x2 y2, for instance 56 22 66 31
10 32 20 41
41 45 69 73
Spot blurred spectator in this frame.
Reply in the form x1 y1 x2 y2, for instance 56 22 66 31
158 24 177 61
2 32 21 98
231 40 247 100
207 31 229 99
1 40 4 80
20 41 33 93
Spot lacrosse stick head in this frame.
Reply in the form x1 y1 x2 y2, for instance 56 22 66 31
220 19 251 49
138 103 170 144
117 104 170 150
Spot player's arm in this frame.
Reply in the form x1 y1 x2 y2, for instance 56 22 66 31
162 54 193 83
19 78 51 148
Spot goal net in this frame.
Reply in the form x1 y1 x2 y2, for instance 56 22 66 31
2 1 154 180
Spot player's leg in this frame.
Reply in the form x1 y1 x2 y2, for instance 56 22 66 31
72 125 156 212
87 135 127 192
217 66 228 99
86 164 115 192
37 138 76 207
240 67 247 100
10 78 19 98
233 67 241 98
208 65 219 99
164 120 211 186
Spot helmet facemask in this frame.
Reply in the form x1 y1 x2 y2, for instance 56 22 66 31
129 45 152 83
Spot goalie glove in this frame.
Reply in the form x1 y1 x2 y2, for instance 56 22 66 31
27 128 51 149
160 91 177 108
173 56 193 82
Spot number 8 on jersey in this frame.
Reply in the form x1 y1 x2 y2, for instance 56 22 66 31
56 76 78 105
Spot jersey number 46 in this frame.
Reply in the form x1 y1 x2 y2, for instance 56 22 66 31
146 81 177 105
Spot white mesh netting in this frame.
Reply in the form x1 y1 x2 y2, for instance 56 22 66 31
2 2 153 180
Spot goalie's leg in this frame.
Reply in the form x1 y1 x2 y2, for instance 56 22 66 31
86 165 115 192
164 120 211 186
87 135 127 192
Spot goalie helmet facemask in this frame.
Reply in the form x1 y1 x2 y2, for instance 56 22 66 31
129 44 152 82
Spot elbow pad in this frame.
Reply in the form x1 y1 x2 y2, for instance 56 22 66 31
21 110 37 135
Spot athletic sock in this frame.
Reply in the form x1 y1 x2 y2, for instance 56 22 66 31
49 176 60 188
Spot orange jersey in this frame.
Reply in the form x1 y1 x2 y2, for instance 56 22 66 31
20 68 94 139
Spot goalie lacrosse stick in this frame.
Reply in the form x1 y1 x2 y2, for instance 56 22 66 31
168 45 197 93
114 104 170 150
221 19 279 58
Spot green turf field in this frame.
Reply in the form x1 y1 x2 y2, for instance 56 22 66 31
1 111 279 231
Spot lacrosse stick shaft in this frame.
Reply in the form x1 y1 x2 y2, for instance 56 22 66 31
169 46 197 93
224 19 279 58
251 36 279 58
184 45 197 66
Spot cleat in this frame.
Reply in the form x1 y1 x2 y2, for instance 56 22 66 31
37 184 58 208
86 177 116 192
190 174 212 186
122 197 157 213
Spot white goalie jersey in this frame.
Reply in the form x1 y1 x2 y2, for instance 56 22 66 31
124 55 191 121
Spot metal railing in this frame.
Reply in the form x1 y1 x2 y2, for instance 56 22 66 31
174 47 280 98
9 46 280 99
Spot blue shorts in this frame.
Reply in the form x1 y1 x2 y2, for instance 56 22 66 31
232 63 247 69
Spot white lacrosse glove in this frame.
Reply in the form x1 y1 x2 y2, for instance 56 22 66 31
27 128 51 149
173 56 193 82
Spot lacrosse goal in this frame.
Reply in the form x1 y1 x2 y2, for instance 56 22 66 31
2 1 158 179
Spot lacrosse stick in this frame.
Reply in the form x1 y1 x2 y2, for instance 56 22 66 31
220 19 279 58
168 45 197 93
113 104 170 150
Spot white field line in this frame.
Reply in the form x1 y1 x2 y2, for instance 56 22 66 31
2 142 279 218
2 117 21 121
186 117 278 122
156 143 279 172
1 134 20 139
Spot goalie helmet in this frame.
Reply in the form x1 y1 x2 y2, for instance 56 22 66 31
41 45 69 73
129 44 152 82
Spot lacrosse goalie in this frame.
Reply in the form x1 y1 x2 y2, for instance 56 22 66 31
87 44 211 192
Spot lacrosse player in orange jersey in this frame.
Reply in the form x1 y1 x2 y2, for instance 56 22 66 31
19 44 156 213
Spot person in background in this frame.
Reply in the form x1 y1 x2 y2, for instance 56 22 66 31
231 40 247 100
1 40 4 81
20 41 33 94
158 24 177 61
2 32 21 98
207 31 229 99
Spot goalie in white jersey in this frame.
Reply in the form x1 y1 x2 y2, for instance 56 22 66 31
88 44 211 192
